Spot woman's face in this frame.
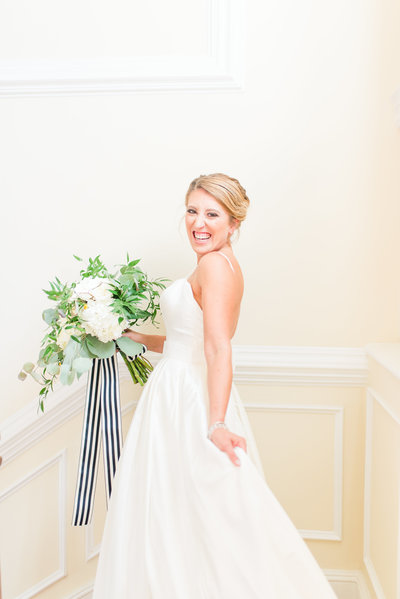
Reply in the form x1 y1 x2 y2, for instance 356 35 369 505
185 188 238 258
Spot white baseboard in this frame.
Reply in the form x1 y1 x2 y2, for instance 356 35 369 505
64 570 372 599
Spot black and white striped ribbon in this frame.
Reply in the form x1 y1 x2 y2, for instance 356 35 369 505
72 354 122 526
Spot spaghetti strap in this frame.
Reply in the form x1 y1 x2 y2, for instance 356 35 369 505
216 251 235 273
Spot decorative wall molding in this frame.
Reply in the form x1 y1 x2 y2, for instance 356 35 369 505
0 450 67 599
0 0 245 97
246 403 344 541
233 345 368 386
0 345 367 465
363 387 400 599
324 569 372 599
65 584 94 599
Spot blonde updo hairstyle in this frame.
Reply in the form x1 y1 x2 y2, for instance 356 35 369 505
185 173 250 239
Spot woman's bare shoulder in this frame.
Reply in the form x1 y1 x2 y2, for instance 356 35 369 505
198 251 244 296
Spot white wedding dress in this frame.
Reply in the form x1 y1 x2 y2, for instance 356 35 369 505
92 261 337 598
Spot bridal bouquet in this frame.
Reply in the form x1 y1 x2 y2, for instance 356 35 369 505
19 254 167 411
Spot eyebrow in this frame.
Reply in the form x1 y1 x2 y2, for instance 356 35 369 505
187 204 221 213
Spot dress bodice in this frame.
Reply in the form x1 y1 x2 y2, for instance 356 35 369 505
160 278 206 365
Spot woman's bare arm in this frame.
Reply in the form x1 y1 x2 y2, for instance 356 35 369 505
122 330 166 353
198 253 247 466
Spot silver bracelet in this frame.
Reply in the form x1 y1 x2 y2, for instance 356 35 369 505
207 421 227 439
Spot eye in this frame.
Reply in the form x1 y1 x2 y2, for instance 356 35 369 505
207 212 219 218
186 208 196 214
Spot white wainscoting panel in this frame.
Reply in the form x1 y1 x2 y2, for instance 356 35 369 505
245 403 344 540
0 450 67 599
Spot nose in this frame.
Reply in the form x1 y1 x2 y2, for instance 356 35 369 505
194 213 205 228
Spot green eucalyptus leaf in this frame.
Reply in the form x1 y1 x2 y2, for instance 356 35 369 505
116 336 144 358
86 335 116 359
60 362 74 385
30 371 43 384
46 362 61 376
47 353 60 364
42 308 59 325
72 357 92 375
79 341 97 359
63 339 81 363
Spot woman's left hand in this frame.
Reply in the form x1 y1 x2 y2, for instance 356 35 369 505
209 428 247 467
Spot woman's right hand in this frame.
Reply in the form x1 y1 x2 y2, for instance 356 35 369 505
122 329 138 342
121 330 166 354
209 428 247 467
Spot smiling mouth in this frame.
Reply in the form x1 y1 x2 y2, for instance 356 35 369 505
193 231 211 240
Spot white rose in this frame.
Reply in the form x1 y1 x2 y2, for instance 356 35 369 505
80 301 127 343
73 277 113 304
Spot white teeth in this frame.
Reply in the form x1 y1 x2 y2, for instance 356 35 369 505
194 232 211 239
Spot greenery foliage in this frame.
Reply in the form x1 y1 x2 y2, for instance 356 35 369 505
19 254 168 412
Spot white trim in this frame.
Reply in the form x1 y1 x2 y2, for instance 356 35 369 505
233 345 368 386
0 0 245 97
65 584 93 599
324 569 372 599
245 403 343 541
51 570 372 599
363 387 400 599
0 346 367 465
0 450 67 599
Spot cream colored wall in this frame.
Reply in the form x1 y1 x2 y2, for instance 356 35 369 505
1 0 399 598
1 0 399 424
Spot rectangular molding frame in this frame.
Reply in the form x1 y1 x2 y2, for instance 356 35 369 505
245 403 344 541
0 0 245 97
0 450 67 599
324 569 372 599
363 387 400 599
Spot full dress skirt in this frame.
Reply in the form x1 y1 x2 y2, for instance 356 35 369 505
92 278 337 598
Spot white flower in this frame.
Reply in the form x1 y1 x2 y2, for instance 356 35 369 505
73 277 113 304
56 318 81 350
80 301 127 343
57 327 72 350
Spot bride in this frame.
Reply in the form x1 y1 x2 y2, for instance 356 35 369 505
92 173 337 598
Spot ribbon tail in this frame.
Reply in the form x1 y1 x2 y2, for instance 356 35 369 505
72 359 102 526
100 354 123 504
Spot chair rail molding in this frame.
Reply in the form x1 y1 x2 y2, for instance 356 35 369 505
0 345 367 465
233 345 367 386
0 0 245 97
